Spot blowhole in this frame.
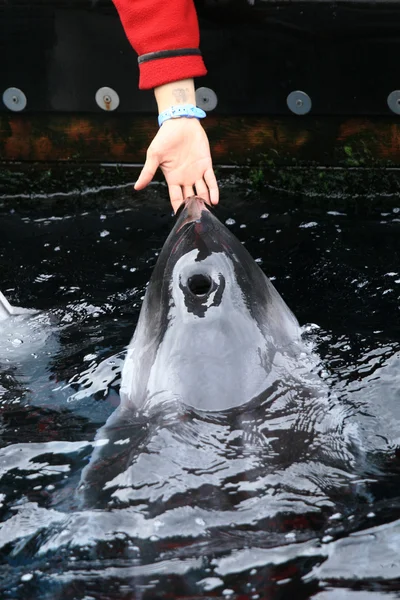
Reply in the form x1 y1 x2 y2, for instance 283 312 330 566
187 274 213 296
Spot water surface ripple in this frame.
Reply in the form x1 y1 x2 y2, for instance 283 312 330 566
0 187 399 599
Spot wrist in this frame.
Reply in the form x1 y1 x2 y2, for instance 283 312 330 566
154 79 196 113
158 104 206 127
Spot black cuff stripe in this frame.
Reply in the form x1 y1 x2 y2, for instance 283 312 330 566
138 48 202 65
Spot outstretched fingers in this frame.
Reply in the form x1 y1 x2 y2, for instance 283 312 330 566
182 185 195 200
204 168 219 206
134 153 159 191
169 184 184 214
195 179 210 205
169 173 218 214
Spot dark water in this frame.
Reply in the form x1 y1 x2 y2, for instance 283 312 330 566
0 181 399 599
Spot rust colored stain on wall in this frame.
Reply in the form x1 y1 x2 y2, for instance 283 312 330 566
1 115 400 165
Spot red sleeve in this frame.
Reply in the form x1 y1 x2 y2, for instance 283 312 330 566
111 0 207 90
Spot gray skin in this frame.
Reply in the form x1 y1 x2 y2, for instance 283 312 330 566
78 197 362 509
120 196 303 413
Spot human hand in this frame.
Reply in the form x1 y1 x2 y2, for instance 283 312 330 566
134 117 219 214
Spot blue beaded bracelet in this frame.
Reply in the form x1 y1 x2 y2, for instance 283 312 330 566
158 104 206 127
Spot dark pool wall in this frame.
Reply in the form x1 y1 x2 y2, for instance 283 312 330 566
2 0 400 165
1 0 400 116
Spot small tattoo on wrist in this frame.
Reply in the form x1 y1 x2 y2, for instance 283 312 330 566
172 88 188 103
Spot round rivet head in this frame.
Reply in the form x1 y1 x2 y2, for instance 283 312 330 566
95 86 119 111
196 87 218 112
387 90 400 115
3 87 27 112
287 90 312 115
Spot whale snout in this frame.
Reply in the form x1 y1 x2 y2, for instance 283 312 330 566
119 195 304 412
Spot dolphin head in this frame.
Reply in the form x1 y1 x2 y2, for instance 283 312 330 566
121 197 302 412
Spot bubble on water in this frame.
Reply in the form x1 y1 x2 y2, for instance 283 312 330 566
240 224 247 229
100 230 110 238
83 353 97 362
260 213 269 219
225 218 236 226
299 221 318 228
198 577 224 591
329 512 342 520
130 267 137 273
35 274 54 283
93 438 109 447
302 323 320 334
21 574 33 582
322 535 333 543
12 339 23 347
54 246 60 252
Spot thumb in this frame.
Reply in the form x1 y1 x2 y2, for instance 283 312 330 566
134 153 159 190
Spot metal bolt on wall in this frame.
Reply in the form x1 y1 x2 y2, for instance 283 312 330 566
95 87 120 111
196 87 218 112
286 90 312 115
387 91 400 115
3 87 27 112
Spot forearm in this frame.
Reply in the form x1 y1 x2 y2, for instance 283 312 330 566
111 0 207 89
154 79 196 113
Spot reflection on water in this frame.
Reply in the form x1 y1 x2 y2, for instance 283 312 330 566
0 185 399 599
